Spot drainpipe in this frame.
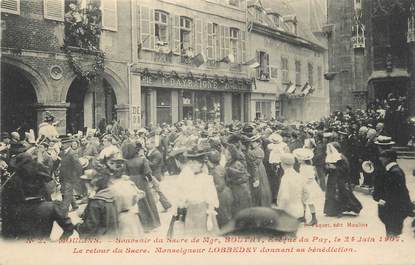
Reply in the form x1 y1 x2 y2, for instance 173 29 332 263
127 0 136 130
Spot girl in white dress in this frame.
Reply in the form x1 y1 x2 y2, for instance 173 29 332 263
293 148 321 226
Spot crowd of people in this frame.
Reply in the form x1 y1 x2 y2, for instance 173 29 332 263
0 102 414 241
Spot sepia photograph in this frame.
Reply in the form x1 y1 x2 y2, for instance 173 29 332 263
0 0 415 264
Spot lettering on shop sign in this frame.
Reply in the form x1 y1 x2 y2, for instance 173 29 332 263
131 105 141 129
141 75 248 91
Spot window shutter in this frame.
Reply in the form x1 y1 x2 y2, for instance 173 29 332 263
203 22 208 58
207 22 214 59
219 25 225 59
44 0 64 21
1 0 20 15
139 6 154 50
256 51 261 78
240 30 246 63
265 53 271 76
102 0 118 31
149 8 155 49
171 15 181 54
224 26 230 57
195 18 203 54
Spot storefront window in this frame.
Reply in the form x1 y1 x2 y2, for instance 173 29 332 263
156 89 171 125
194 91 222 122
182 91 193 120
255 101 272 120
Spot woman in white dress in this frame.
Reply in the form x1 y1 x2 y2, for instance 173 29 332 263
98 150 146 238
293 148 321 226
174 145 220 236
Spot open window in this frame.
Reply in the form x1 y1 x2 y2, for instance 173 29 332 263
257 51 270 80
180 16 192 54
230 28 239 63
155 10 169 45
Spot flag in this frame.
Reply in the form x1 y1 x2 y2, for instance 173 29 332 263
285 82 296 94
244 57 260 68
247 21 253 32
301 82 313 95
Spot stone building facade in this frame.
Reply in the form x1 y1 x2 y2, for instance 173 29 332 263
1 0 132 134
247 0 329 122
133 0 252 127
327 0 415 118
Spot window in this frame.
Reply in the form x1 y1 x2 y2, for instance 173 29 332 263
257 51 270 80
317 66 323 91
255 101 272 120
270 66 278 79
281 57 289 84
155 10 169 44
207 23 217 60
308 63 314 86
156 90 172 125
272 14 280 28
180 17 192 52
256 9 263 23
295 60 301 86
1 0 20 15
230 28 239 62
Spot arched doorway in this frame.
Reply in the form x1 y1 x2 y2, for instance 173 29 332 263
66 77 117 134
1 64 38 134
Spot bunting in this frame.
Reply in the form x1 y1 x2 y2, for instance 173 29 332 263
285 81 296 94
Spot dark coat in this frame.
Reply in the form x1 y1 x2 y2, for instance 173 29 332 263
226 159 252 215
209 165 233 227
125 156 161 231
147 148 163 180
324 157 362 216
59 148 83 184
14 199 74 240
76 188 119 238
246 147 272 207
377 164 412 222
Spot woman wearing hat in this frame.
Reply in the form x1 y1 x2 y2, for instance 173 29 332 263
225 143 253 216
174 145 219 236
2 153 74 239
246 134 272 207
206 150 234 228
74 170 119 239
293 148 321 226
101 153 146 238
122 142 161 232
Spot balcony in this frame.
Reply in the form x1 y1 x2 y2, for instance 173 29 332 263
63 2 102 53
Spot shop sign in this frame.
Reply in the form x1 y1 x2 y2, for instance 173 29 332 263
141 75 249 91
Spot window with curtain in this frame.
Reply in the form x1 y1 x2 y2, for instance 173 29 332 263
180 16 192 52
317 66 322 92
281 57 289 84
230 28 239 62
295 60 301 86
155 10 169 44
308 63 314 86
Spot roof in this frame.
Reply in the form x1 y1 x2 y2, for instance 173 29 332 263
259 0 327 49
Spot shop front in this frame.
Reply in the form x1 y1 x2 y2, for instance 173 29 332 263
139 71 251 126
